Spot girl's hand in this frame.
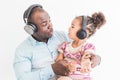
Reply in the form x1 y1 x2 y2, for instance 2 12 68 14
80 59 91 73
80 67 91 73
68 61 76 74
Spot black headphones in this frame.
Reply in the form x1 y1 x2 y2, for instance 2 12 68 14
23 4 43 35
77 16 87 39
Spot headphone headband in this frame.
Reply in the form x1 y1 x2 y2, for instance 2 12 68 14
76 16 88 39
23 4 43 35
23 4 43 23
82 16 87 30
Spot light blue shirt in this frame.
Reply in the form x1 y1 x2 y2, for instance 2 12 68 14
13 31 69 80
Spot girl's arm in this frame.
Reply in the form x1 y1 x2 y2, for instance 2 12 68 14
56 42 67 62
55 53 64 62
80 52 92 73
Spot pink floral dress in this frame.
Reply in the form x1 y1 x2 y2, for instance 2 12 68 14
57 41 95 80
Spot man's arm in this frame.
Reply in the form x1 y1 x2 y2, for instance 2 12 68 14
13 48 70 80
13 49 55 80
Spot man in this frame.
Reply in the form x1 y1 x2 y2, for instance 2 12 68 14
13 4 101 80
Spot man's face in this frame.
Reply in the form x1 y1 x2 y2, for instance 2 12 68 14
32 9 53 39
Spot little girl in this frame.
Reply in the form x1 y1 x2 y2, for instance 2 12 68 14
56 12 106 80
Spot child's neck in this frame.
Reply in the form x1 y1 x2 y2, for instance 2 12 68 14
72 40 85 48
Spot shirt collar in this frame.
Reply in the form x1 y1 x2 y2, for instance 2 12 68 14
28 36 39 46
28 34 55 46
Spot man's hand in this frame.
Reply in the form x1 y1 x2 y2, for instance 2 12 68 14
84 54 101 68
52 60 70 76
91 54 101 68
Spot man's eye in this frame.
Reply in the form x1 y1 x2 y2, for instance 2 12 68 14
41 23 47 26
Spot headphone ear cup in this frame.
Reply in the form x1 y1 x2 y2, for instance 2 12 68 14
24 23 37 35
77 29 87 39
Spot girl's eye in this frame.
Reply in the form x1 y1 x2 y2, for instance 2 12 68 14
71 26 74 28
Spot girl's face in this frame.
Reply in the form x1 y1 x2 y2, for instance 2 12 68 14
68 18 82 40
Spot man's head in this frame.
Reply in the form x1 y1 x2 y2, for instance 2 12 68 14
23 4 53 42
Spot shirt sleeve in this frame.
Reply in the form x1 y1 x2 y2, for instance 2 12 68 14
13 48 55 80
84 43 95 54
57 42 67 53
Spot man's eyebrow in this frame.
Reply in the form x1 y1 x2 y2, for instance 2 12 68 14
39 16 50 20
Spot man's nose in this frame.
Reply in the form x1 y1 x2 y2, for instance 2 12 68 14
48 23 52 29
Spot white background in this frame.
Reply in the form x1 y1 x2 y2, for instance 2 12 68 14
0 0 120 80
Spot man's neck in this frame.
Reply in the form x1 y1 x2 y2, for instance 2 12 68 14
32 35 48 43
